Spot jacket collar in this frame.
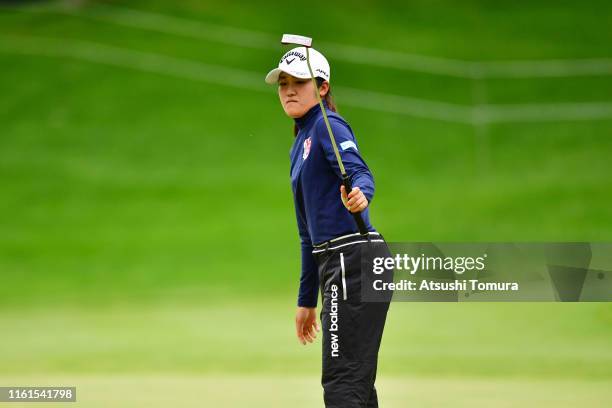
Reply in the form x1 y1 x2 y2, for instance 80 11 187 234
294 100 328 130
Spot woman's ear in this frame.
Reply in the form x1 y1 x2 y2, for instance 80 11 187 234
319 81 330 97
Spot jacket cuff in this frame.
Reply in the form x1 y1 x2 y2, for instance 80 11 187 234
297 298 317 308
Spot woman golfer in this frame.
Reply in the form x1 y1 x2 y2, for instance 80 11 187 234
265 46 393 407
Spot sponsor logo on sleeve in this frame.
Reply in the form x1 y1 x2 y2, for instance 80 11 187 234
340 140 357 151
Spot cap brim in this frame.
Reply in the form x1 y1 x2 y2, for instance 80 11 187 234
264 68 311 84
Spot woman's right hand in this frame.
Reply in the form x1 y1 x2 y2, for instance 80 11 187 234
295 307 320 345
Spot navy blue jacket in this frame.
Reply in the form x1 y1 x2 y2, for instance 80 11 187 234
290 102 376 307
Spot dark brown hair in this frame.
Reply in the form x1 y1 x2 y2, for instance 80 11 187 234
293 77 337 136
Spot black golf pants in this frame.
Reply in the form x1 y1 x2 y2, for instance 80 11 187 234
313 233 392 408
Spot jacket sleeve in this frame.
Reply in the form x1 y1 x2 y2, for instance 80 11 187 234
315 116 375 202
294 203 319 308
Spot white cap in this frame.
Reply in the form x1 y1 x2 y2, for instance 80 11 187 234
265 47 330 84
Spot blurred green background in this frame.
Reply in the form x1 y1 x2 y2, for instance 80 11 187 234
1 0 611 406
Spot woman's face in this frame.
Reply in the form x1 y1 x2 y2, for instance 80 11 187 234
278 73 328 118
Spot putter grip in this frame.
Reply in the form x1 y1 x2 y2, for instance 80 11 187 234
342 175 369 236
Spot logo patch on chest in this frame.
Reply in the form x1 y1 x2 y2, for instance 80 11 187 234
302 137 312 160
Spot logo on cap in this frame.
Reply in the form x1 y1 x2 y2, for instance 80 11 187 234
280 51 306 64
315 68 329 78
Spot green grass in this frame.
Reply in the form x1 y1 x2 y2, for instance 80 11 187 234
1 374 611 407
1 301 611 406
1 301 611 377
1 0 611 406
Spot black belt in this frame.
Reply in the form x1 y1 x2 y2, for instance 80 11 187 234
312 232 384 254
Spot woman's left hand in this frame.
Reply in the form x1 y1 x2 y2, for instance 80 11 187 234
340 185 369 213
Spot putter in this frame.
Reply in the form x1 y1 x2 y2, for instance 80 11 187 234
281 34 368 236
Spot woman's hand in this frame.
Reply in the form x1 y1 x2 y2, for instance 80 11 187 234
340 185 369 213
295 307 320 345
